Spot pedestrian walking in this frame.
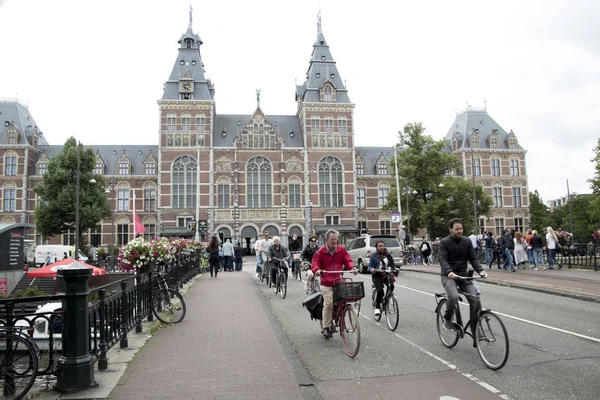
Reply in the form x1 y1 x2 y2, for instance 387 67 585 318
420 237 432 264
254 234 264 278
234 241 244 271
525 229 534 264
530 230 544 270
222 239 234 272
206 235 220 278
500 228 516 272
468 230 479 255
545 227 560 270
488 235 502 268
483 232 493 265
514 231 528 267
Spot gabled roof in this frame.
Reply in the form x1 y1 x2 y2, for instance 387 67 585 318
0 99 49 146
444 106 524 151
212 114 303 148
355 147 394 175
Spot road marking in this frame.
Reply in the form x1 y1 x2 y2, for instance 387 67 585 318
396 284 600 344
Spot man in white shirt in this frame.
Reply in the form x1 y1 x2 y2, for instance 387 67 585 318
469 230 479 255
254 234 264 278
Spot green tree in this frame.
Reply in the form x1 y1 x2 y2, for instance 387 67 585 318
553 195 600 243
34 137 111 247
588 138 600 194
528 190 553 233
386 122 491 237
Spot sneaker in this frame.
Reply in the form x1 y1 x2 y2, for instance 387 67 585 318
255 273 259 278
443 317 453 330
323 327 332 338
533 267 539 271
374 308 381 317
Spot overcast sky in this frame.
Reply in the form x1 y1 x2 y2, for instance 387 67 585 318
1 0 598 203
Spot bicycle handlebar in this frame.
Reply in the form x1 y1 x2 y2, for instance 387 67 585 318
455 274 487 281
320 269 356 274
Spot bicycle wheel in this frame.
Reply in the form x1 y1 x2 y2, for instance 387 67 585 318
341 304 361 358
385 295 399 331
436 299 459 348
475 311 509 370
0 333 38 400
279 274 287 299
355 299 361 316
153 289 186 324
372 289 381 321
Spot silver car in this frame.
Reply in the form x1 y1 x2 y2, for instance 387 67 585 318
347 235 402 273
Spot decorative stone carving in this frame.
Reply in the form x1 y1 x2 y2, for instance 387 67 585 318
216 157 232 172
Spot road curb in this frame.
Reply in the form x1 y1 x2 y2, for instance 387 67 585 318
402 268 600 303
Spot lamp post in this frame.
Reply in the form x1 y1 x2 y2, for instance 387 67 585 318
471 129 479 234
105 178 116 269
75 142 81 260
393 145 403 240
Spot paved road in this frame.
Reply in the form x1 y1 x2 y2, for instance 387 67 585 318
252 262 600 400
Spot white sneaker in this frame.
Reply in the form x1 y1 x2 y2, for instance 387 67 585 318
374 308 381 317
255 273 259 278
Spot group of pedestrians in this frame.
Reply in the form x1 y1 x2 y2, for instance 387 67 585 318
205 235 245 278
479 227 562 271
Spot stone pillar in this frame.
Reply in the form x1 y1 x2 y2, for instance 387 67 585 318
55 265 97 393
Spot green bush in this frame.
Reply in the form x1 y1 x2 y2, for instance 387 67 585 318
4 286 47 299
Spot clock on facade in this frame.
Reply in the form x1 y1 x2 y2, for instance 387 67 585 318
180 81 193 92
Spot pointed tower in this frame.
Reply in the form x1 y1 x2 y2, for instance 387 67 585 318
157 7 215 238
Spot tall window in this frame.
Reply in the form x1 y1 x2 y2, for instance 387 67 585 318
380 220 391 235
494 218 505 236
338 119 347 134
90 227 101 247
167 115 176 132
144 163 156 175
491 158 500 176
5 155 17 176
377 164 388 175
172 156 197 208
493 187 503 207
510 159 519 176
117 223 129 246
117 189 130 211
62 230 75 246
94 162 103 175
515 218 524 233
38 163 47 175
473 158 481 176
325 215 339 225
311 117 319 134
247 156 272 208
144 188 156 211
289 183 301 208
358 221 367 232
378 188 389 208
118 163 129 175
217 183 230 209
143 223 156 241
318 157 343 207
357 188 365 209
3 188 16 212
181 115 191 132
512 187 522 207
324 118 333 134
356 164 364 175
196 115 205 132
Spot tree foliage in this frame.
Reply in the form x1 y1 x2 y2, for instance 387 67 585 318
588 138 600 194
386 122 491 238
528 190 553 233
34 137 111 246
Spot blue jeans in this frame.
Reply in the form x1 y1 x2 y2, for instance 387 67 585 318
547 248 557 268
255 252 262 273
502 248 515 270
526 247 534 264
485 248 492 264
532 248 544 267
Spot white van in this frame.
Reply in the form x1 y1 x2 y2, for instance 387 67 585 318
33 245 88 267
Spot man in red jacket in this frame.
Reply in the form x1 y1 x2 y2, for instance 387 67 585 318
311 229 356 338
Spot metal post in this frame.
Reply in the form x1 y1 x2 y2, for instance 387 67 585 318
147 270 154 322
405 185 410 241
97 288 108 370
119 280 128 348
567 179 574 241
135 272 143 333
75 141 80 260
471 141 478 234
55 265 96 393
393 145 403 239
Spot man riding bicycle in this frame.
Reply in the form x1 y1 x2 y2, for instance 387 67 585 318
368 240 396 317
311 229 356 338
439 218 487 347
268 236 289 292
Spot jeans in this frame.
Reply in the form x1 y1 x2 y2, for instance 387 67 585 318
502 248 515 270
547 248 557 268
442 276 480 334
255 252 262 273
209 257 219 277
526 247 534 264
372 273 394 309
485 248 492 264
235 259 243 271
532 248 544 267
223 256 233 271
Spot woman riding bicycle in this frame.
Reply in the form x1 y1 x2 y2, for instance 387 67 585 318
268 236 289 292
368 241 396 317
301 235 319 293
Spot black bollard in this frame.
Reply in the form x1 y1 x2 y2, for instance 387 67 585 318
135 272 143 333
120 280 128 348
55 265 97 393
97 289 108 370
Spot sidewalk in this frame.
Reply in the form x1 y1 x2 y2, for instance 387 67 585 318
107 269 311 400
403 264 600 302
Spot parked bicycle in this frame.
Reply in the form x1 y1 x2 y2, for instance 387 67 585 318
321 270 364 358
270 257 288 299
0 326 40 400
152 269 186 324
434 272 509 370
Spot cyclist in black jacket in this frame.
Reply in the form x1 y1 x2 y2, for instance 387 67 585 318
439 218 487 346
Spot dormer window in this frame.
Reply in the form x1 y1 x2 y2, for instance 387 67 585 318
6 131 17 145
118 162 130 175
38 163 47 175
470 137 479 148
452 139 459 151
490 137 498 149
320 83 336 102
94 162 103 175
377 164 388 175
144 162 156 175
356 163 364 175
508 138 517 149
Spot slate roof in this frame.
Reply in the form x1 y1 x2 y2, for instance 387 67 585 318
212 114 303 148
36 145 159 176
0 99 49 146
355 146 395 175
295 19 351 104
443 106 524 151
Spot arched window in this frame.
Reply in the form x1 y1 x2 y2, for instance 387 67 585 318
311 116 320 134
318 156 343 207
4 152 17 176
247 156 272 208
216 177 230 209
172 156 197 208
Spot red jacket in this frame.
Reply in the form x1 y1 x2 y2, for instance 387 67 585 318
310 245 354 287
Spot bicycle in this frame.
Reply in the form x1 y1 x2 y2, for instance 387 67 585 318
320 270 364 358
152 270 186 324
434 272 509 370
260 252 271 287
369 269 399 331
270 257 288 299
302 261 320 294
290 252 302 280
0 326 40 400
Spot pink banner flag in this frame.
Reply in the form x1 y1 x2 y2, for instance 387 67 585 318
134 212 146 234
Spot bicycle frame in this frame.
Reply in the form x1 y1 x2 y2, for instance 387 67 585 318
434 274 485 339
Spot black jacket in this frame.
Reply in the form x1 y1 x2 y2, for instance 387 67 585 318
289 238 302 252
439 235 483 277
301 244 319 264
501 234 515 250
530 235 543 249
268 245 289 263
234 246 244 262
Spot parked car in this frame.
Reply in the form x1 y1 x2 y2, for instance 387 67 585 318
346 234 402 273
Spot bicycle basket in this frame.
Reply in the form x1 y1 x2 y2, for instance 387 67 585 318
333 281 365 302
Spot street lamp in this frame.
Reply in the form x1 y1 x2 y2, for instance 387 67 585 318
393 144 403 240
470 129 479 234
105 177 117 268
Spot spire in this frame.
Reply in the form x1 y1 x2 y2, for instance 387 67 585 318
315 11 327 47
189 5 193 31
